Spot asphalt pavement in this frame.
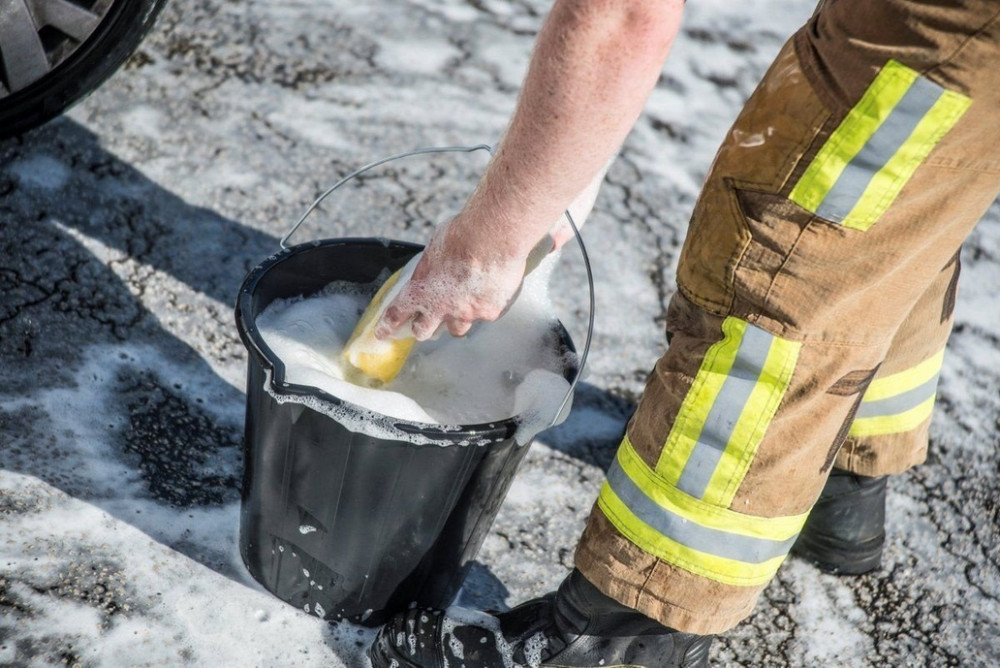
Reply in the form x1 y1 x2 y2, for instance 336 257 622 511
1 1 997 666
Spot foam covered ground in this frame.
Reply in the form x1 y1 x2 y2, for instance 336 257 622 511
1 1 997 666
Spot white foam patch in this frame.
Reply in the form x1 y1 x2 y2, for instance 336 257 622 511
266 98 360 150
521 631 548 667
0 339 376 666
0 469 369 668
502 456 582 508
51 219 247 394
783 560 872 663
254 254 576 445
440 607 517 668
10 154 70 190
511 368 574 445
121 105 166 139
0 342 244 519
406 0 480 22
377 38 461 75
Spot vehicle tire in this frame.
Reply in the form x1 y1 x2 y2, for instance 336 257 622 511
0 0 167 140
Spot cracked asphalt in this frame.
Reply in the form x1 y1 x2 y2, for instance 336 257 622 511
1 0 998 666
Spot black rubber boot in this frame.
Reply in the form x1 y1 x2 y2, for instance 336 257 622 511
792 468 888 575
368 569 713 667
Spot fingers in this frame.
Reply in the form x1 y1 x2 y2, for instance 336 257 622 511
410 312 444 341
377 304 473 341
376 303 439 342
446 319 473 337
374 303 406 340
376 284 454 342
373 246 520 341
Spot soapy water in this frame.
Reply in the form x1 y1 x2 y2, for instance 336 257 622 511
255 252 576 446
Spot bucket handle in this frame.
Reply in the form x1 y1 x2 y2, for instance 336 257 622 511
283 144 596 432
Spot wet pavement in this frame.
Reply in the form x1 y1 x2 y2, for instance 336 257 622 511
1 0 998 666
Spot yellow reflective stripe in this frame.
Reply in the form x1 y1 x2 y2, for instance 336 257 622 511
790 60 917 213
598 437 809 586
656 317 745 484
623 437 807 539
841 90 971 230
848 349 945 437
849 395 936 438
790 60 971 231
864 349 945 401
656 317 801 507
597 485 787 586
704 333 801 507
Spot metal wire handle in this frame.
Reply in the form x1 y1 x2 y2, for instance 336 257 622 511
281 144 496 249
285 144 596 431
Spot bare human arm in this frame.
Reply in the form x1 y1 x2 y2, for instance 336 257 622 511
377 0 684 341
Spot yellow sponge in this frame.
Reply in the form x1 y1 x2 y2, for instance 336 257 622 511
342 262 417 384
342 235 554 385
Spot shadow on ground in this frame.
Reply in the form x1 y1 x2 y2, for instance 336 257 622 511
1 118 276 580
0 119 637 645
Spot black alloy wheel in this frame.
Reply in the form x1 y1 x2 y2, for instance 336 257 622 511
0 0 166 140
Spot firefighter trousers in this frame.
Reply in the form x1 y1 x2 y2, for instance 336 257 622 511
575 0 1000 635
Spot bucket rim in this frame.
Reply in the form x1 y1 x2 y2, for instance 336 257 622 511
235 237 578 441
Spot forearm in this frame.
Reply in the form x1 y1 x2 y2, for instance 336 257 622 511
376 0 683 340
457 0 684 259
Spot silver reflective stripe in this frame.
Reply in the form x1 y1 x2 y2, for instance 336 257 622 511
607 458 798 564
855 372 941 419
816 75 944 223
676 324 774 499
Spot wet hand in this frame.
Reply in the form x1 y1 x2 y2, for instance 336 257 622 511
374 222 528 341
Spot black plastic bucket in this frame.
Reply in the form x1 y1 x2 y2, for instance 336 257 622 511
235 237 577 626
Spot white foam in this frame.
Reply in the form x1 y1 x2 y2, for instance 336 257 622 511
512 368 575 445
522 631 549 667
440 608 517 668
254 254 576 445
10 154 70 190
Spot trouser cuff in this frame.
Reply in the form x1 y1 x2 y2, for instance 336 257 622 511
575 509 763 636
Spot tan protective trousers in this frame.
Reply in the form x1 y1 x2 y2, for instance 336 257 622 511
575 0 1000 635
